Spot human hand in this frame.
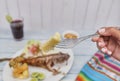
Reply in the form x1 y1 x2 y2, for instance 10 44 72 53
92 27 120 61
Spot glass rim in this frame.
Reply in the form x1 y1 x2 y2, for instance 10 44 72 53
11 16 24 22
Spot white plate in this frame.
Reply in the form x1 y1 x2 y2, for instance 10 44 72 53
2 48 74 81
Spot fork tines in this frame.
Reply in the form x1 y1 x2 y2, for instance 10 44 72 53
55 39 79 48
56 33 98 49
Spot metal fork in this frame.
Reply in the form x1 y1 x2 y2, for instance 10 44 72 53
56 33 99 49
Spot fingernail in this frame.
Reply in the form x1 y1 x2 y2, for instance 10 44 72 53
92 36 99 41
101 48 107 52
107 50 112 55
98 42 105 47
98 28 105 34
94 36 99 39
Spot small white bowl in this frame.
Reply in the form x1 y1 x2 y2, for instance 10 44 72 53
62 30 80 39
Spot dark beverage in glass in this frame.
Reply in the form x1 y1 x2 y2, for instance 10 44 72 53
10 19 24 40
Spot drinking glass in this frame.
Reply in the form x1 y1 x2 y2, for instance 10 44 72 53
10 17 24 40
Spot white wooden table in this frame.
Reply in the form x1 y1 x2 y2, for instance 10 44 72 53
0 29 98 81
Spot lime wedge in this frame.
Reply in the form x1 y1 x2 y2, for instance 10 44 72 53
6 15 12 23
37 73 45 80
31 72 45 81
30 78 38 81
31 72 39 78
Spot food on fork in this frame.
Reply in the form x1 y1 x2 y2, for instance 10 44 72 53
63 30 79 39
64 33 78 39
9 52 70 75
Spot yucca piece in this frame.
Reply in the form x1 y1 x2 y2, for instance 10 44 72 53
41 32 61 53
13 63 29 79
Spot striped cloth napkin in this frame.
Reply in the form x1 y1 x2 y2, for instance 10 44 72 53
76 51 120 81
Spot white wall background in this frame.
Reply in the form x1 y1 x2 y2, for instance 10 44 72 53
0 0 120 32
